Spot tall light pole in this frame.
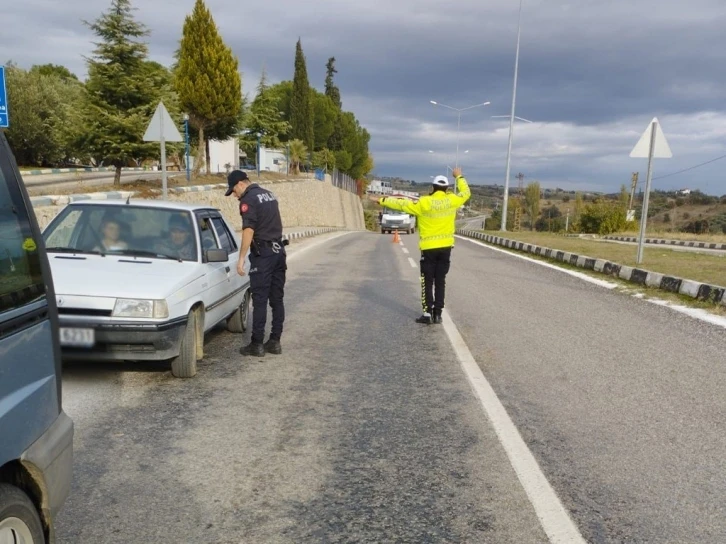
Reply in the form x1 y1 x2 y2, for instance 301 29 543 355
430 100 490 168
256 132 261 178
183 113 190 182
500 0 524 232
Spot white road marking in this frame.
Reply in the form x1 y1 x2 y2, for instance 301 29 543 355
456 235 726 330
402 248 410 254
440 310 587 543
407 257 417 268
399 241 404 246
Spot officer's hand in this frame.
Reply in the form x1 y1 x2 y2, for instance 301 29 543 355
452 167 463 178
368 194 382 203
237 260 246 276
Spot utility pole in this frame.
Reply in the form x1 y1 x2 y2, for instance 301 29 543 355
628 172 639 210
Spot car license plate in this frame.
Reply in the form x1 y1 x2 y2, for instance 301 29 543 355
59 328 95 348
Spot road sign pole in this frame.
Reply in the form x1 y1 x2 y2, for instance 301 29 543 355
636 121 657 265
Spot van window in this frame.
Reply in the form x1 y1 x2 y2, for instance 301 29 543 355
0 159 45 315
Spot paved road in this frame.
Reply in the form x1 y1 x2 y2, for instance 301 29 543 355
593 237 726 255
23 171 163 195
56 231 726 542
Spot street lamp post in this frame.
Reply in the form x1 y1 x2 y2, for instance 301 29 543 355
256 132 261 178
500 0 525 232
430 100 490 168
183 113 190 182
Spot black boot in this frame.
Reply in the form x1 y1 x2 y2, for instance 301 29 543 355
264 338 282 355
432 309 442 324
240 342 265 357
415 313 432 324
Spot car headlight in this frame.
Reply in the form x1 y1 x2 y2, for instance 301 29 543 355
112 299 169 319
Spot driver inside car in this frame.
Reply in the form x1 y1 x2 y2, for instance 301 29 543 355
155 215 196 261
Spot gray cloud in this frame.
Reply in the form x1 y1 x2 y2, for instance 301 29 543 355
3 0 726 192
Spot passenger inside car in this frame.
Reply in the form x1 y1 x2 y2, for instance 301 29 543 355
93 218 128 253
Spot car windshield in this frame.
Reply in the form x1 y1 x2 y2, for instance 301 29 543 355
43 204 199 262
385 210 407 216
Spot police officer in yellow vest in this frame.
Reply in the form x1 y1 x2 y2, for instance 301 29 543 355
376 167 470 324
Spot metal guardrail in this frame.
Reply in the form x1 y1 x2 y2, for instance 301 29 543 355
330 168 358 195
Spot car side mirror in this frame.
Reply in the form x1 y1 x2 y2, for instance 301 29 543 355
206 248 228 263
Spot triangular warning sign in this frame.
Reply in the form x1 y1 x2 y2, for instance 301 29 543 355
143 102 183 142
630 117 672 159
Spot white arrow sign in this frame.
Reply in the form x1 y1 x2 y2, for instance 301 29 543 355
630 117 671 158
143 102 183 199
143 101 183 142
630 117 673 265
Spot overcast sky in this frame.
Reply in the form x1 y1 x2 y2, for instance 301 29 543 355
4 0 726 193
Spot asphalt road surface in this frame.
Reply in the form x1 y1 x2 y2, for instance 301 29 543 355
23 171 163 195
56 231 726 543
593 237 726 255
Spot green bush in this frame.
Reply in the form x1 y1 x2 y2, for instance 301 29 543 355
364 210 379 232
578 199 634 235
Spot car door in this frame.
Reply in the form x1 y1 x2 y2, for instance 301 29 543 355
195 212 230 331
210 214 247 316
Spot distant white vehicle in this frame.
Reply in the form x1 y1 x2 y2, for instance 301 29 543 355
380 209 416 235
42 200 251 378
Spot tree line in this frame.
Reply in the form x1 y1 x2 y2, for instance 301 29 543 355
2 0 373 184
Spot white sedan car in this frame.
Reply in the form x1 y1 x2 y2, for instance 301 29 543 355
42 200 251 378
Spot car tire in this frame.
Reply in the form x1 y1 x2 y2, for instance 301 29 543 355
171 311 198 378
227 290 251 333
0 484 45 544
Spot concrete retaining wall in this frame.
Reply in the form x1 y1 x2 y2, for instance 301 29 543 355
456 229 726 307
31 180 365 232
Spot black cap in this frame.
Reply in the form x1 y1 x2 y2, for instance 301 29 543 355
225 170 249 196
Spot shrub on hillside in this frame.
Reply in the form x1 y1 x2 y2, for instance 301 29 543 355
577 199 634 235
681 219 710 234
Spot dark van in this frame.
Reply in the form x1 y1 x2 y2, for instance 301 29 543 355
0 131 73 542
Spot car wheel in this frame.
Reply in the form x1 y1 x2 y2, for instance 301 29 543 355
0 484 45 544
171 310 198 378
227 290 251 333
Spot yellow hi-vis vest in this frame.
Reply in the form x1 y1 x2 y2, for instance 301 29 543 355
379 176 471 250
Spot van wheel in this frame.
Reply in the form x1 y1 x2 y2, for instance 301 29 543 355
171 311 198 378
0 484 45 544
227 290 251 333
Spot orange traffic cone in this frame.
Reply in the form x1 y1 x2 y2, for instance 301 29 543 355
392 230 401 243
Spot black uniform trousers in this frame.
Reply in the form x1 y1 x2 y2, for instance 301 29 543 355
420 246 452 314
248 244 287 344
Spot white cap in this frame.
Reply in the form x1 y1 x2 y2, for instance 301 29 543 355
432 175 449 187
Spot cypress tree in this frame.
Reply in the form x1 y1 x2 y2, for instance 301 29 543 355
175 0 242 174
325 57 342 109
290 39 314 152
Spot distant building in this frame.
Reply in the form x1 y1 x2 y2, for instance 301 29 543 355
368 180 393 194
677 188 691 196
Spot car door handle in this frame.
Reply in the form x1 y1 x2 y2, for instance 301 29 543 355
225 266 230 273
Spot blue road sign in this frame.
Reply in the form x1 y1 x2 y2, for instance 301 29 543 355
0 66 8 128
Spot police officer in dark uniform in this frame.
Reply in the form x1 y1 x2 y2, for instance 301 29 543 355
225 170 287 357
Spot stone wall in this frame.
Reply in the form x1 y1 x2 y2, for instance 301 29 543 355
32 179 365 232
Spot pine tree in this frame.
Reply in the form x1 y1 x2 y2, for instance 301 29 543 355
290 39 314 152
175 0 242 174
243 68 290 150
81 0 159 185
325 57 342 109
